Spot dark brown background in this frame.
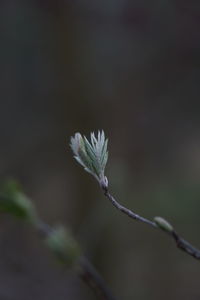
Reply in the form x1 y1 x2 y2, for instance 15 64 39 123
0 0 200 299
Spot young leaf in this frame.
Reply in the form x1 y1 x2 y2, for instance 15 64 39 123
70 131 108 188
45 226 81 266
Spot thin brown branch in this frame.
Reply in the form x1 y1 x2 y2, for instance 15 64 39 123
0 189 117 300
172 231 200 259
103 189 156 228
37 220 117 300
79 257 117 300
102 186 200 261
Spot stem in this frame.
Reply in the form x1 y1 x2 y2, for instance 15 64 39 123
79 257 117 300
36 219 117 299
172 231 200 259
103 186 200 261
104 189 156 228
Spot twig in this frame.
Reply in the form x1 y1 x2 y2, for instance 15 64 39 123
79 257 117 300
172 231 200 259
37 220 117 300
102 186 200 261
0 190 117 300
70 130 200 262
103 189 156 228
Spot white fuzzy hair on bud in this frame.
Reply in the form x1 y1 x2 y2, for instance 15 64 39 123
70 131 108 186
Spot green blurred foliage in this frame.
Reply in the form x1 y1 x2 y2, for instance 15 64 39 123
0 180 37 223
45 226 81 267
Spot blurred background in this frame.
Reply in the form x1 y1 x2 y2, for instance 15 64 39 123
0 0 200 299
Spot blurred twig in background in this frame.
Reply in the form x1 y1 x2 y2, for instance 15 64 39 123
0 180 116 300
